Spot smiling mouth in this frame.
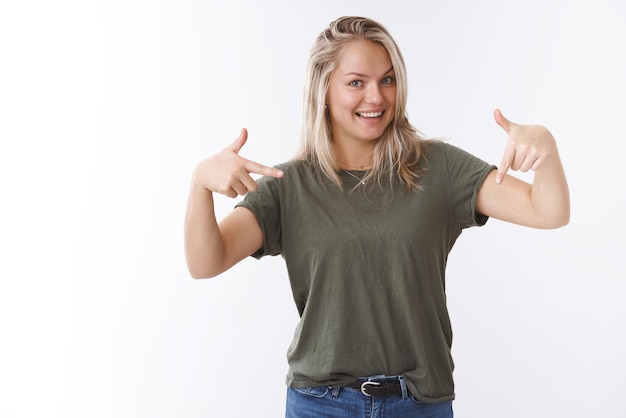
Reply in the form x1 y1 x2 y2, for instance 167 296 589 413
356 111 384 118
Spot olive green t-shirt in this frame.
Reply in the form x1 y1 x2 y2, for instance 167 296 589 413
236 140 495 402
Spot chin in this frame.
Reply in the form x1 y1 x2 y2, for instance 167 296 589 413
363 127 390 141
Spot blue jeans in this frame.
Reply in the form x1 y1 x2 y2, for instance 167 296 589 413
285 375 453 417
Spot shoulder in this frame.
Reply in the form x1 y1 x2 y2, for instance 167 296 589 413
255 159 319 191
269 159 324 185
274 159 315 174
423 139 467 156
423 139 486 166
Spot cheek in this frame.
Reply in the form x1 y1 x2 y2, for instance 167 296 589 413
386 92 397 116
333 93 357 109
328 87 359 110
330 101 359 119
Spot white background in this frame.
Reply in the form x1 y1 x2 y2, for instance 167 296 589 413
1 0 625 417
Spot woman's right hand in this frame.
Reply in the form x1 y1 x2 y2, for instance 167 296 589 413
193 128 284 198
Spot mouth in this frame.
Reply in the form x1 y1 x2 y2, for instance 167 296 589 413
356 111 384 119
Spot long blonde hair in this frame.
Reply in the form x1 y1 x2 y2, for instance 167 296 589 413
296 16 427 189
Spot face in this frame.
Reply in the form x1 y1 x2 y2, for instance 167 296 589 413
326 40 396 149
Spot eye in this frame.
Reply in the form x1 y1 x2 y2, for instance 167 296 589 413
349 80 363 87
381 76 394 85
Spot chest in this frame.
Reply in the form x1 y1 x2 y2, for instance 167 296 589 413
281 182 454 260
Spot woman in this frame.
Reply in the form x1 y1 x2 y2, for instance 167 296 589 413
184 16 569 418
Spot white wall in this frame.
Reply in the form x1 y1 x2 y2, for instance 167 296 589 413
1 0 624 417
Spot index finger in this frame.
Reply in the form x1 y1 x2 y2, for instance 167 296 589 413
243 159 284 178
496 140 516 184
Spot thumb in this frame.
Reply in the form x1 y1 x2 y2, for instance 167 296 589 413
226 128 248 154
494 108 514 134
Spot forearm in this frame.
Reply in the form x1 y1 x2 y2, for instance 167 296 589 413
529 144 570 228
183 129 281 278
184 181 225 279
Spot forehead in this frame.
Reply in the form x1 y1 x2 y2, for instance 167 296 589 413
335 40 393 74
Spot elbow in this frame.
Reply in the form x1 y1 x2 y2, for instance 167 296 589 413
545 219 569 230
189 270 219 280
186 262 224 280
554 203 571 228
539 209 570 230
556 212 570 229
185 247 227 279
189 271 214 280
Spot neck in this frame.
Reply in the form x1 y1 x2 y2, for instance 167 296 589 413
340 164 371 171
333 142 374 170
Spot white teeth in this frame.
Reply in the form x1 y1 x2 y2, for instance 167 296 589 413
357 111 383 118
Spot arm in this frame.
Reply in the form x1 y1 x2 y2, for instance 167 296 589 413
184 128 284 279
476 109 570 229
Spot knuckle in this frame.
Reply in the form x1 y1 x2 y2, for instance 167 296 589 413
227 165 244 179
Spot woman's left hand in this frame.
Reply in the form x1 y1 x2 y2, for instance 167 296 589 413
493 108 556 184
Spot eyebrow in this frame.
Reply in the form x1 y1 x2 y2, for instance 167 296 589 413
344 66 394 78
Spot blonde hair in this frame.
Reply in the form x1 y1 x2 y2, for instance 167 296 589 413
296 16 427 189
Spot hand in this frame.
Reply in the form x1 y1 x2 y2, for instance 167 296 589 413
493 109 555 184
193 128 283 198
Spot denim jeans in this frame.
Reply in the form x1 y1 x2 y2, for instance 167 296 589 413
285 375 453 417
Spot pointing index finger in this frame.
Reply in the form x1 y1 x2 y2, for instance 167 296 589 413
496 140 516 184
244 159 284 178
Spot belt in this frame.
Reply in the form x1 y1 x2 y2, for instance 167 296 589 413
345 379 403 397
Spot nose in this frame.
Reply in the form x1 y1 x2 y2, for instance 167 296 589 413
365 83 383 104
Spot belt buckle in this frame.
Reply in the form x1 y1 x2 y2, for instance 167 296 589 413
360 380 380 397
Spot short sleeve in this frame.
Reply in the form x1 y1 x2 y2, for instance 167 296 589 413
235 175 283 258
442 143 496 228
